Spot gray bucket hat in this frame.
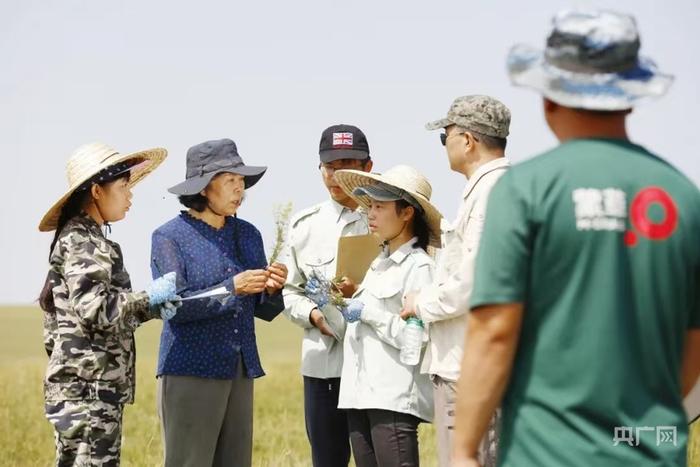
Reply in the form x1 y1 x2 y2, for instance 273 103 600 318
168 139 267 195
507 9 673 110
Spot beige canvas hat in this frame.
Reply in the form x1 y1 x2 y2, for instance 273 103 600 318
38 142 167 231
334 165 443 248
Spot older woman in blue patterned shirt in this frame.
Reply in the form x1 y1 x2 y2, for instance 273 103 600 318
150 139 287 467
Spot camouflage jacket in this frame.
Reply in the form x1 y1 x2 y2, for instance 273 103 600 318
43 214 152 405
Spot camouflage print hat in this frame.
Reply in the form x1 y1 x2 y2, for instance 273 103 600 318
425 95 511 138
507 9 673 110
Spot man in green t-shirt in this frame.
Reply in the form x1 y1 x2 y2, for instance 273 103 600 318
452 9 700 467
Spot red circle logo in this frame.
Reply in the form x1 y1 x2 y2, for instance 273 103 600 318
628 187 678 243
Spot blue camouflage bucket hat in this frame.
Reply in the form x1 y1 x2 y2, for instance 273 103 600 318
507 10 673 111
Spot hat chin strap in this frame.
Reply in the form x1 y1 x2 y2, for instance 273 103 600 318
382 219 409 248
90 197 112 236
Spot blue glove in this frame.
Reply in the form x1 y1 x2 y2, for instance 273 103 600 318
146 272 178 306
305 277 329 308
340 299 364 323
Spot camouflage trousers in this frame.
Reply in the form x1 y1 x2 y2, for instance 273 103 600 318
45 400 124 467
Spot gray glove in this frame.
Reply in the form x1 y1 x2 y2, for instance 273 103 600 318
150 297 182 321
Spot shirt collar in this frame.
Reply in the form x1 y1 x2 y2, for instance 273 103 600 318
385 236 419 265
328 199 361 224
462 157 511 200
181 210 234 235
75 212 105 237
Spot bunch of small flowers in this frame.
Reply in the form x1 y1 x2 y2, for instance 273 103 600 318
304 268 363 322
305 268 347 310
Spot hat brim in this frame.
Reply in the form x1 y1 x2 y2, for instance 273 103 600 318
507 44 673 111
353 185 403 202
168 165 267 196
424 118 454 131
334 169 443 248
319 148 369 163
39 147 167 232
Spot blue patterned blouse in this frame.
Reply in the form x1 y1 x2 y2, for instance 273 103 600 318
150 211 283 379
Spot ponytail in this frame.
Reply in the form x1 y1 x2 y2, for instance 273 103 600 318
394 200 430 252
38 162 134 313
38 189 90 313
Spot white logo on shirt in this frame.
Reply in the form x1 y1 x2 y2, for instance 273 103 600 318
572 188 627 231
612 425 677 447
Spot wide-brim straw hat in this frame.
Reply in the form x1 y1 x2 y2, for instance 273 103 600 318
508 9 673 111
334 165 443 248
39 142 167 231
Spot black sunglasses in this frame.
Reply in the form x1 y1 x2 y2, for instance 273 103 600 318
440 131 474 146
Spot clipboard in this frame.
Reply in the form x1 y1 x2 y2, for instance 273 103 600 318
335 234 383 284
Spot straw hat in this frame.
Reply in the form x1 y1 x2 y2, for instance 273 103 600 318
38 142 167 231
334 165 443 247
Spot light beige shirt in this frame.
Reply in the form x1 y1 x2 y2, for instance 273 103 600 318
338 238 435 422
282 199 368 378
416 158 510 381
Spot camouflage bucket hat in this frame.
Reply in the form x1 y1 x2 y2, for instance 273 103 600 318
507 9 673 110
425 95 511 138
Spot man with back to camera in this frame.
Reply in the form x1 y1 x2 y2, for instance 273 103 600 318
451 9 700 467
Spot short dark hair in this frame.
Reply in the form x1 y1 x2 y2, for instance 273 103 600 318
178 194 208 212
470 129 507 151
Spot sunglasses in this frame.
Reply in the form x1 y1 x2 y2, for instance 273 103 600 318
440 131 475 146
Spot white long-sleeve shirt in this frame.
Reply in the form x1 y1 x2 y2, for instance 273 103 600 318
416 157 510 381
282 199 368 379
338 238 435 422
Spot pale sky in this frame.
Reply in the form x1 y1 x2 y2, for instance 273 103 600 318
2 0 698 304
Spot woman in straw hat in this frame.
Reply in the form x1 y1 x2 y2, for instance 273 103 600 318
38 142 182 466
330 165 442 467
150 139 287 467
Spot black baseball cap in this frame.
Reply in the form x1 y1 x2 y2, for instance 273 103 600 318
318 124 370 163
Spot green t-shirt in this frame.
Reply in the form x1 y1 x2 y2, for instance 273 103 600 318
471 139 700 467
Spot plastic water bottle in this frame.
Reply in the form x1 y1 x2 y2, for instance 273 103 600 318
400 317 424 366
